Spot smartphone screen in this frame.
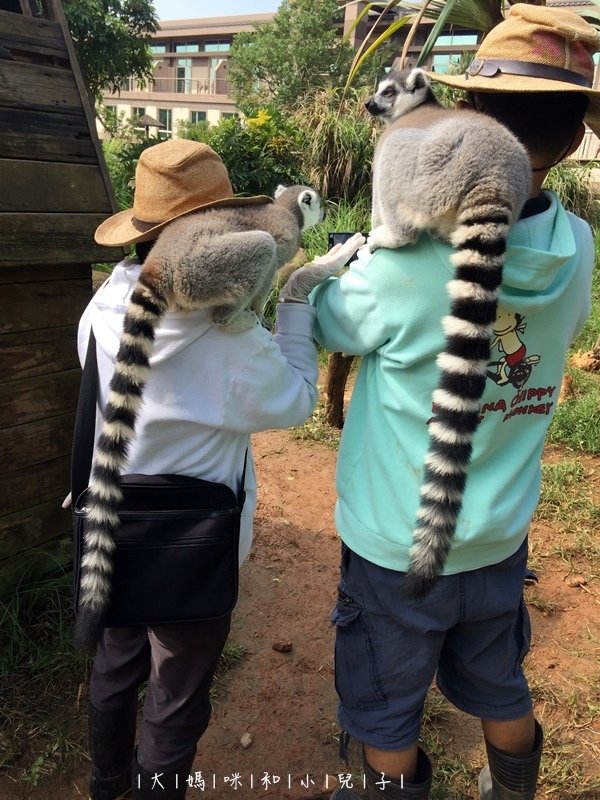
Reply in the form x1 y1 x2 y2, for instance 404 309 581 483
327 232 368 265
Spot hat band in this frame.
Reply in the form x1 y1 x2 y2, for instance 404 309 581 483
466 58 592 88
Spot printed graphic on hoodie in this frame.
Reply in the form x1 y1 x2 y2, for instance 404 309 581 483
486 308 540 389
479 306 557 424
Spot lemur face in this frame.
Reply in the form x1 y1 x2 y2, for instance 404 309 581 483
365 68 430 123
298 188 324 231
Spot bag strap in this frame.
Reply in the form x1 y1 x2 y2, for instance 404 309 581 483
70 331 99 507
71 331 250 510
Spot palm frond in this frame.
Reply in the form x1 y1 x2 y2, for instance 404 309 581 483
401 0 504 34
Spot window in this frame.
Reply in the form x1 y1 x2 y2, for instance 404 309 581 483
158 108 172 138
151 43 167 53
222 112 238 120
176 58 192 93
435 32 478 47
132 106 146 117
191 111 207 123
204 40 230 52
175 41 199 53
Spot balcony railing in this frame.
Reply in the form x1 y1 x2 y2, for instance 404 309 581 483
118 77 232 95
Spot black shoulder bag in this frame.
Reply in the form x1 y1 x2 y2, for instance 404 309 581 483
71 333 245 627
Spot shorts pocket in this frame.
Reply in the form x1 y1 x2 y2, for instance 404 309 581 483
331 583 387 712
513 596 531 676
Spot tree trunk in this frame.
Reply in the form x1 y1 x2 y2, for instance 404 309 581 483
325 352 355 429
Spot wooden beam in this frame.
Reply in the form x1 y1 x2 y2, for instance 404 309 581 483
0 369 81 428
0 513 71 573
1 455 71 516
0 59 82 114
1 326 79 379
0 212 123 266
0 278 90 333
0 107 95 163
0 10 66 60
0 262 90 284
0 159 113 213
0 413 75 472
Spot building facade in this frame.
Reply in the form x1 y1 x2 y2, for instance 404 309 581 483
100 0 599 159
101 14 274 137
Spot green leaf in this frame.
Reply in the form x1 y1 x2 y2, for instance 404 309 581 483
346 13 413 87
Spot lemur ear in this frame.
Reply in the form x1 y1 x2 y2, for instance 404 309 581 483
407 67 426 92
274 184 286 200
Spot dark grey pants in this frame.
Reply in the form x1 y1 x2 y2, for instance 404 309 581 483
89 617 231 771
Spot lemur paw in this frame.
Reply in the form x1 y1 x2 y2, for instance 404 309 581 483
215 308 259 334
367 224 418 252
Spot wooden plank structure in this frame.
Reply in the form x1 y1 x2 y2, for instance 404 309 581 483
0 0 122 590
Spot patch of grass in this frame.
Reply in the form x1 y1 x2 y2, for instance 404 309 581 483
548 369 600 454
536 460 587 520
210 641 246 702
570 235 600 354
290 399 341 450
526 594 559 615
539 721 600 798
544 161 600 228
0 560 246 785
535 459 600 562
0 565 89 784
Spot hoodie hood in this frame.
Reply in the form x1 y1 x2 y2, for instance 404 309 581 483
500 190 582 303
89 258 213 365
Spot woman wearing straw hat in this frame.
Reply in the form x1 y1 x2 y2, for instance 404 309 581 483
313 5 598 800
80 139 362 800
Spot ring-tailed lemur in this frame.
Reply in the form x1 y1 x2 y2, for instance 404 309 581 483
75 185 323 650
365 68 531 597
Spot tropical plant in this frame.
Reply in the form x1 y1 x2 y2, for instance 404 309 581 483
346 0 600 87
292 88 378 201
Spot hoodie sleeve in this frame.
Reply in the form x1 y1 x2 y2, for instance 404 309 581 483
310 247 395 355
221 303 319 433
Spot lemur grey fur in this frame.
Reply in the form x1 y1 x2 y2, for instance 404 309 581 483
75 185 323 650
365 68 531 597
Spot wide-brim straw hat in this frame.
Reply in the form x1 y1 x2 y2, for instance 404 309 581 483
428 3 600 137
95 139 272 247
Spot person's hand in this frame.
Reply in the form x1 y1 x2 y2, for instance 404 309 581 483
279 233 365 303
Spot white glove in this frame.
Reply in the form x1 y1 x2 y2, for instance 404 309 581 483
279 233 366 303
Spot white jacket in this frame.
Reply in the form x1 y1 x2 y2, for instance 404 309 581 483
78 258 319 563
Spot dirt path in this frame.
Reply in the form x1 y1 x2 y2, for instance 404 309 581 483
2 430 599 799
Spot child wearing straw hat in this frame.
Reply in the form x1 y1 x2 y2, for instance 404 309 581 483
80 139 362 800
312 5 598 800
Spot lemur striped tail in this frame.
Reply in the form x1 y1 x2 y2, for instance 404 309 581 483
403 203 511 599
74 275 168 651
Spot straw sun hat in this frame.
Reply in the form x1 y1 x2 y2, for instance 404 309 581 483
428 3 600 137
95 139 272 247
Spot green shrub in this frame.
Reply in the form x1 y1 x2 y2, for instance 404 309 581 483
178 109 306 196
292 88 378 202
176 119 211 143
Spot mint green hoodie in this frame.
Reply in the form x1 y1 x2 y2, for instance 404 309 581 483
312 191 594 573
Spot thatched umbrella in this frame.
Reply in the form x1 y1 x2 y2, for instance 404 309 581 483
135 113 166 137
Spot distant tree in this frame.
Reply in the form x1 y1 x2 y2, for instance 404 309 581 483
63 0 158 100
228 0 361 115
